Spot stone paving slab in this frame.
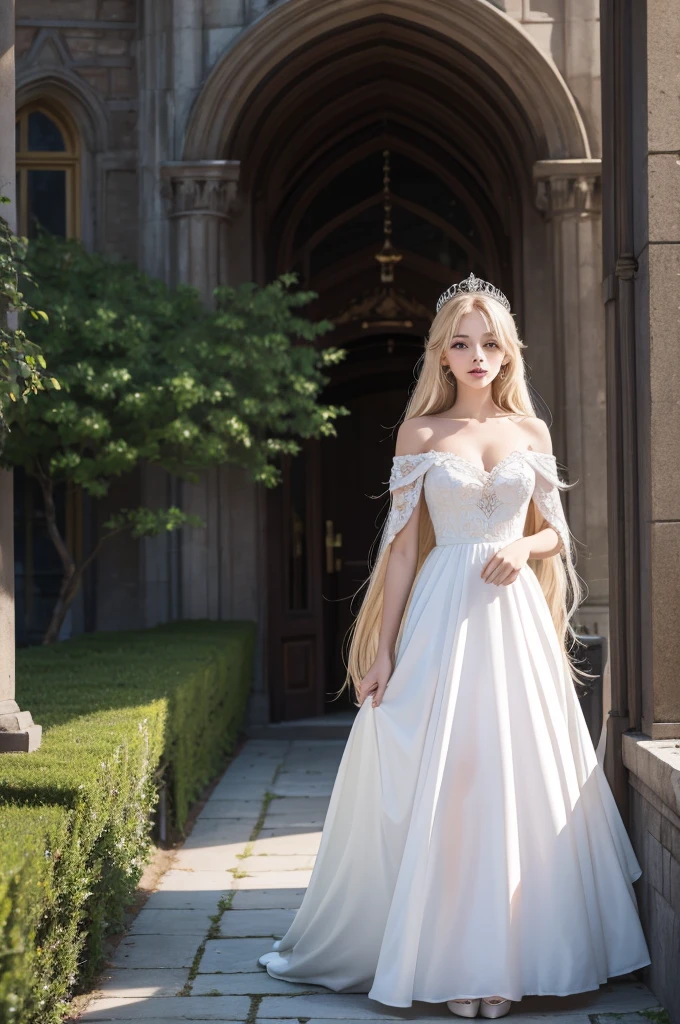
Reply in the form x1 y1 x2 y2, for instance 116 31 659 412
192 972 326 995
275 773 338 784
218 769 278 786
255 995 451 1019
201 799 264 819
229 869 313 889
142 870 233 913
142 889 228 913
230 887 305 910
252 830 322 855
127 909 215 936
199 937 271 973
258 823 323 834
172 845 243 872
108 933 200 970
594 1016 660 1023
79 996 250 1019
266 796 332 811
182 818 255 847
270 781 335 797
209 780 272 801
538 982 659 1013
262 815 327 828
93 969 190 998
242 853 317 871
217 908 295 936
281 747 345 757
153 869 235 891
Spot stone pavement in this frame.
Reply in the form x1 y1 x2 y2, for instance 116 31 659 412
78 739 663 1024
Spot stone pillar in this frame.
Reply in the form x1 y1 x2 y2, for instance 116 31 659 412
601 4 680 1013
160 161 241 304
0 0 41 753
533 158 608 631
159 159 247 624
635 1 680 741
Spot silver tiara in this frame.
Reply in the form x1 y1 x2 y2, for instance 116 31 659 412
436 272 511 314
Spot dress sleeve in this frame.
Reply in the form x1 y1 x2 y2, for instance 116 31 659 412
375 452 436 561
525 451 581 617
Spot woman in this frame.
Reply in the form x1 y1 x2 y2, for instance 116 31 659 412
257 273 650 1017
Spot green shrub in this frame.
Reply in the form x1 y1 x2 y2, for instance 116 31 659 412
0 620 256 1024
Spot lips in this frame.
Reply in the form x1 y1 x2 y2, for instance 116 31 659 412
468 369 487 377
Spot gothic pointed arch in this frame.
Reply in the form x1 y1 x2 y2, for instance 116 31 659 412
183 0 590 163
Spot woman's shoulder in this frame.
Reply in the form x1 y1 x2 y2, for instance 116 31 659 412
394 416 437 457
513 414 553 456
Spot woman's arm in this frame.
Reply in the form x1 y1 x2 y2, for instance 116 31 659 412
358 420 428 708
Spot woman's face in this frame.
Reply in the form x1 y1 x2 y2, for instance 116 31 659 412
440 309 507 389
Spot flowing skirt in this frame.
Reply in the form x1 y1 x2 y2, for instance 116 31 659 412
260 541 651 1006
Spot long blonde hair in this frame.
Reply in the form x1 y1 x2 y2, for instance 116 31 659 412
338 292 583 703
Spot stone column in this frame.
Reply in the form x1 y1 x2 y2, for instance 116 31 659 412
160 161 241 304
601 4 680 1015
0 0 41 753
159 160 245 623
533 158 608 630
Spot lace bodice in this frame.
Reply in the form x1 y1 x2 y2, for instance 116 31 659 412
381 449 571 553
372 446 580 621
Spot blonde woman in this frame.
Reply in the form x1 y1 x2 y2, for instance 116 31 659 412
258 274 650 1016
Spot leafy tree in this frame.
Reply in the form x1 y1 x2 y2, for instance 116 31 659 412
2 234 347 644
0 201 58 443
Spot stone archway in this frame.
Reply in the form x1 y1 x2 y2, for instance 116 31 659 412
183 0 591 163
166 0 607 720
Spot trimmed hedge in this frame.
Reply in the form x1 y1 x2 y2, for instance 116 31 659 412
0 620 256 1024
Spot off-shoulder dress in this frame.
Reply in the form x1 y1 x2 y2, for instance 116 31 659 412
257 449 650 1006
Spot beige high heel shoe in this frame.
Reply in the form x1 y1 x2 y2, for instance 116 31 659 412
446 998 481 1017
479 996 511 1018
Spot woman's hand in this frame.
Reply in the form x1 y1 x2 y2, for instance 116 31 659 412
481 537 530 586
358 650 394 708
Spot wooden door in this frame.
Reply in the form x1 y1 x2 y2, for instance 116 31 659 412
266 441 325 721
321 387 412 699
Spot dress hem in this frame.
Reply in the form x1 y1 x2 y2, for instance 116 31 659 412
364 957 654 1007
264 955 652 1007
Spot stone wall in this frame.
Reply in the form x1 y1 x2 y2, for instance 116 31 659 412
15 0 138 256
623 734 680 1021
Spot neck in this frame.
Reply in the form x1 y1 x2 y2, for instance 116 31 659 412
446 385 503 419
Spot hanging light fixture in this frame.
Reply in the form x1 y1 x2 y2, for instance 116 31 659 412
332 148 432 331
374 149 403 285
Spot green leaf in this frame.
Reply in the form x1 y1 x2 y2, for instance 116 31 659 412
1 231 348 632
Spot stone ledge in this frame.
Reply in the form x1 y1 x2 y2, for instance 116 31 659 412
0 723 42 753
622 731 680 819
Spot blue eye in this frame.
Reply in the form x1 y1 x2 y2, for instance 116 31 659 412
452 341 467 349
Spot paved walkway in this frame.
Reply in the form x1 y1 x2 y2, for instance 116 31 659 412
79 739 662 1024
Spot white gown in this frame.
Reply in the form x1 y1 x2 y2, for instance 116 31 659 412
258 449 651 1006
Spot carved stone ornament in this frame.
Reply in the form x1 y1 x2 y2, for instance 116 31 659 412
160 161 241 220
533 159 602 219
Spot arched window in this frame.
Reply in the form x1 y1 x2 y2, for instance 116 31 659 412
15 103 80 238
14 102 82 644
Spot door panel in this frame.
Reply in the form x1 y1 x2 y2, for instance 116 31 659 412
267 441 325 721
322 387 412 698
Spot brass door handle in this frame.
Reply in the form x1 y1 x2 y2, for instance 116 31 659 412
325 519 343 573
